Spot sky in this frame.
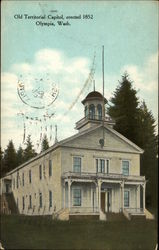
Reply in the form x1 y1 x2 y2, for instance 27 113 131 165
1 1 158 152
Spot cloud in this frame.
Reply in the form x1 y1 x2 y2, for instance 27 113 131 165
121 52 158 92
1 48 92 151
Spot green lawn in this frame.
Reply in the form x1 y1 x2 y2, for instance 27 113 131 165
0 215 157 250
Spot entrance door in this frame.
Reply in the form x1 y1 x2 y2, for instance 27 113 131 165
106 190 112 212
101 192 105 212
6 184 9 193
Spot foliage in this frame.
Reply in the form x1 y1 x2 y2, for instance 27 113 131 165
16 145 24 167
23 135 37 162
108 73 158 208
108 73 140 144
41 134 49 152
3 140 17 174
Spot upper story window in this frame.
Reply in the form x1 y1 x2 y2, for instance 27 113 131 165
124 190 130 207
49 160 52 177
96 159 109 173
122 160 129 175
89 104 95 119
97 104 102 120
73 157 81 173
39 165 42 180
22 173 24 186
29 170 32 183
49 190 52 208
73 188 81 206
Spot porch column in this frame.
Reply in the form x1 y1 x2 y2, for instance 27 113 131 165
98 180 102 212
68 180 71 211
120 181 124 212
142 183 146 212
96 183 98 212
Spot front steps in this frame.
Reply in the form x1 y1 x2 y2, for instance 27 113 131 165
106 212 127 221
0 193 18 214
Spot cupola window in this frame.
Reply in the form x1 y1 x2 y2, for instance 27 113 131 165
97 104 102 120
85 106 89 118
89 104 95 119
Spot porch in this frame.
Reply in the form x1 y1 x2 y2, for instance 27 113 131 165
62 171 146 220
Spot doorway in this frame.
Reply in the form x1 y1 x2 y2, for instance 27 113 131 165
101 192 105 212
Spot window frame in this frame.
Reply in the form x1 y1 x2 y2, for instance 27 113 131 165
39 164 42 180
97 104 102 120
73 157 82 173
73 188 82 207
49 190 52 208
39 192 42 208
96 158 110 174
122 160 130 176
29 169 32 183
29 195 32 209
89 104 95 119
124 190 130 208
49 160 52 177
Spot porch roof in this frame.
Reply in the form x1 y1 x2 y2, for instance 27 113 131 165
62 171 145 184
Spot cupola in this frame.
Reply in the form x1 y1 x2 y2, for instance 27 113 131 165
75 90 115 132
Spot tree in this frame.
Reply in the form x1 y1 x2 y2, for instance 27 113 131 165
16 145 24 166
23 135 37 162
108 74 158 209
41 134 49 152
0 147 5 177
108 73 140 145
3 140 17 173
137 101 158 208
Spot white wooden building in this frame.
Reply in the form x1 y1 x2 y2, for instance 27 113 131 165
1 91 151 220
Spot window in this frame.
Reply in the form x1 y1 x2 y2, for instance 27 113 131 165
29 195 32 208
13 178 15 189
22 173 24 186
89 104 95 119
29 170 32 183
73 189 81 206
39 165 42 180
106 160 109 173
49 160 52 177
96 159 105 173
97 104 102 120
22 196 25 210
49 190 52 208
39 193 42 208
73 157 81 173
122 161 129 175
85 106 89 118
16 173 19 189
124 190 130 207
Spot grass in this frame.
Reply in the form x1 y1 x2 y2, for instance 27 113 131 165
0 215 157 250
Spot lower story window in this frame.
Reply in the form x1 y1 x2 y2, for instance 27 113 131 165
39 193 42 208
124 190 130 207
73 188 81 206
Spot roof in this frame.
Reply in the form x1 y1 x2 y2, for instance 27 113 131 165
3 124 144 177
82 91 107 104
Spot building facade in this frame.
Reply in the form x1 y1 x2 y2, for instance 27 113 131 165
1 91 149 220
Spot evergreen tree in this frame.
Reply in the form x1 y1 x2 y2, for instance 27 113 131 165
108 74 158 209
16 145 24 166
41 134 49 152
0 147 5 177
137 101 158 208
23 135 37 162
108 73 140 144
3 140 17 173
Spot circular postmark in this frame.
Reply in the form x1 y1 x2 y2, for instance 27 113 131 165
17 76 59 109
